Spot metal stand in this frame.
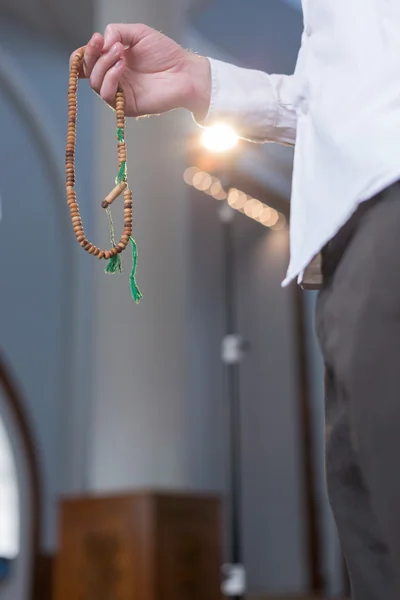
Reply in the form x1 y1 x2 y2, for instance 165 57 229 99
219 204 247 600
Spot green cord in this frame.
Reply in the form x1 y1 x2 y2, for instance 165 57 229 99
129 237 142 303
115 161 127 185
102 128 142 303
117 127 124 143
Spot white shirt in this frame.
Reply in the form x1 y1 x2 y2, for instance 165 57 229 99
202 0 400 286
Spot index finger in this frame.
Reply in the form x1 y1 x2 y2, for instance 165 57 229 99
70 33 104 78
103 23 150 52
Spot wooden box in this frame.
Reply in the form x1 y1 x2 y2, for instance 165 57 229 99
54 491 222 600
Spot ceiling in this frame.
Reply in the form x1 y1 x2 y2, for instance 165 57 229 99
0 0 214 48
0 0 93 47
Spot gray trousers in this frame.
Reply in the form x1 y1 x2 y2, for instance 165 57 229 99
315 182 400 600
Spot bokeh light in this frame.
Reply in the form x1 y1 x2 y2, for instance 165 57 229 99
201 124 239 153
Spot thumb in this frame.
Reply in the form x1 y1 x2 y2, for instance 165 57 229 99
103 23 151 51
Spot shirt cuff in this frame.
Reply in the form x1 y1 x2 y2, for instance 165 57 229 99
195 58 296 145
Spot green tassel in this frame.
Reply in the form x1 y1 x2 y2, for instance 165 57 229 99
129 237 143 303
115 161 127 185
117 127 124 142
105 253 122 274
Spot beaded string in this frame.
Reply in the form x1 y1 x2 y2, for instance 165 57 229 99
67 47 142 303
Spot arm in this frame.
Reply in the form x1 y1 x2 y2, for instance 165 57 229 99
198 58 298 146
75 24 298 147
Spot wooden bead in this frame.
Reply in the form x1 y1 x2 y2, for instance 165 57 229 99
102 181 127 207
66 63 132 261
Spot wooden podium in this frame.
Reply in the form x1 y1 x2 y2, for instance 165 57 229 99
54 491 222 600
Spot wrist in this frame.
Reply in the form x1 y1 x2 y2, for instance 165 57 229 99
180 53 211 121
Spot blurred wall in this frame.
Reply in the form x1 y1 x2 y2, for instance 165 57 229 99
0 3 341 599
0 18 94 552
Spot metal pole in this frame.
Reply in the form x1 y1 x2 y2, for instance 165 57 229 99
219 204 246 600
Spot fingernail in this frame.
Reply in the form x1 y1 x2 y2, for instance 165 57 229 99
113 59 124 70
111 43 119 55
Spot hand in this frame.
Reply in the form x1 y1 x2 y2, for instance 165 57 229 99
71 24 211 120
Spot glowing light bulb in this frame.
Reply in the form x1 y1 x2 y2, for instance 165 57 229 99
259 207 272 225
228 189 240 207
251 200 263 219
201 124 239 153
192 171 212 191
244 198 257 217
183 166 199 185
210 180 227 200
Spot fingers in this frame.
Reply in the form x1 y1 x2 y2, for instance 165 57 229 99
83 33 104 78
70 33 103 78
100 59 126 106
103 23 150 52
89 42 124 95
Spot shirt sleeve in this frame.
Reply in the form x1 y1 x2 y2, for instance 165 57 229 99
197 58 298 146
